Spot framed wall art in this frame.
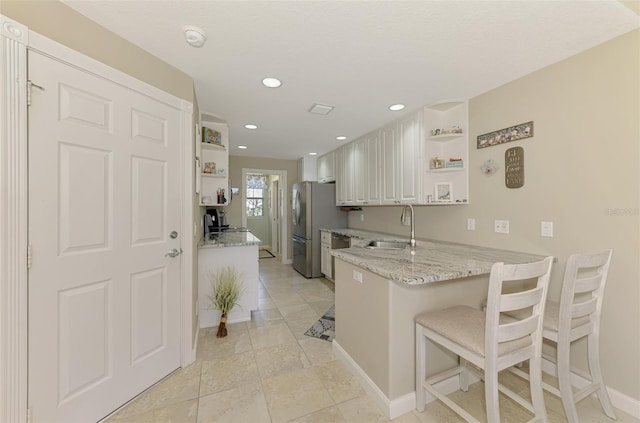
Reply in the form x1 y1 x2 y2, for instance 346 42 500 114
477 121 533 149
435 182 453 202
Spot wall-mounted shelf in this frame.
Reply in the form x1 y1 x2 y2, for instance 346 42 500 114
201 142 226 151
427 133 463 142
201 173 227 178
427 167 465 173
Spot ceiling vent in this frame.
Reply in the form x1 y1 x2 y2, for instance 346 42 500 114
308 103 334 115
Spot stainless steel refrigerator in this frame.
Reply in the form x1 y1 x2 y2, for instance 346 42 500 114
292 182 347 278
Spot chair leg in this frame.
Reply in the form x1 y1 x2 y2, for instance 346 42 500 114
416 325 426 412
485 368 500 422
459 358 469 392
557 340 580 423
529 356 548 422
587 333 617 420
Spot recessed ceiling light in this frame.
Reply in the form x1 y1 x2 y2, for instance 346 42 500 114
244 124 258 130
309 152 317 156
389 104 405 111
183 26 206 48
336 136 347 141
238 145 248 149
262 77 282 88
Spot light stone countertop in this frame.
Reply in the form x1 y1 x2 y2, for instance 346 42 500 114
325 228 546 286
198 231 262 249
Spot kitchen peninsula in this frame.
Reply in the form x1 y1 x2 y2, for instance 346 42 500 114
198 230 261 327
329 230 545 419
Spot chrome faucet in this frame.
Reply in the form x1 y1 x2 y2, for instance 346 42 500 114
400 204 416 248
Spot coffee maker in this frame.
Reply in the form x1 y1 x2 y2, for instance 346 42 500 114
204 208 228 236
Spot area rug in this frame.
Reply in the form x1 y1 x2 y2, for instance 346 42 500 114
304 305 335 342
259 249 275 259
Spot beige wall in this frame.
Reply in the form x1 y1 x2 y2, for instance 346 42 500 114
1 0 193 101
228 156 299 259
349 30 640 400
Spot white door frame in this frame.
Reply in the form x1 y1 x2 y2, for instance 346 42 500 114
0 15 195 422
241 168 289 264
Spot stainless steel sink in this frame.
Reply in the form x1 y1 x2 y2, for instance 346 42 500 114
366 240 409 250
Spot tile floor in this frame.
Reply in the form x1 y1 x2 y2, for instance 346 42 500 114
106 257 638 423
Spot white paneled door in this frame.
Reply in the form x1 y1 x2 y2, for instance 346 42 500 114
28 51 181 422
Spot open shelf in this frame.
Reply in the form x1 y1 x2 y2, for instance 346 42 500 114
201 173 227 178
201 142 226 151
427 133 463 142
427 167 465 173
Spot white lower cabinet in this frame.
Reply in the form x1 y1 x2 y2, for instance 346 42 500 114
320 231 332 280
198 245 259 327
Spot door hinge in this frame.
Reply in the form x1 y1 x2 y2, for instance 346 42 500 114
27 244 32 269
27 80 45 106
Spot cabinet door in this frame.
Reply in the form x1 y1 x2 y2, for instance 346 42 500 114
321 244 331 277
317 152 334 183
380 122 399 205
398 111 423 203
366 131 381 205
354 137 368 205
342 142 355 205
334 147 345 205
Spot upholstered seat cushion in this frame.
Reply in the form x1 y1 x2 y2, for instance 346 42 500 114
415 305 532 357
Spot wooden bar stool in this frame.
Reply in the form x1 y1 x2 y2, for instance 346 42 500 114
509 250 616 422
415 257 554 422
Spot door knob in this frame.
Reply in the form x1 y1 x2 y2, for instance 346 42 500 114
166 248 182 257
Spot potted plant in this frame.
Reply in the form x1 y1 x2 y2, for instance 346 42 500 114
207 266 244 337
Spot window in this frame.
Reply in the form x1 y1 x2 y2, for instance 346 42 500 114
246 174 267 217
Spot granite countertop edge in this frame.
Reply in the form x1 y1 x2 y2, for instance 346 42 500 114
198 231 262 249
323 228 547 286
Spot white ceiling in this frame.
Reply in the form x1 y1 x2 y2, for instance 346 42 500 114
63 0 639 160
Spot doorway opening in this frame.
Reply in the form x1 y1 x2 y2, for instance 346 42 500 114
241 168 289 264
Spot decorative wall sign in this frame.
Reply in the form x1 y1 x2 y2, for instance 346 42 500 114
505 147 524 188
477 121 533 149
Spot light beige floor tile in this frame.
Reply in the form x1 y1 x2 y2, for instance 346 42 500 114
258 297 278 310
199 351 259 396
337 395 389 423
248 308 284 328
307 300 335 316
314 360 364 404
390 411 422 422
197 382 271 423
108 399 198 423
197 325 252 361
287 406 346 423
413 399 466 423
285 312 325 340
447 382 535 422
262 367 334 423
272 292 307 308
249 321 297 350
108 363 202 420
255 341 311 380
298 337 337 365
279 303 316 319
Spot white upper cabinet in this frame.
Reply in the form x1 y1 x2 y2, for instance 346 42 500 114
317 151 335 183
365 131 381 205
329 99 469 206
298 156 318 181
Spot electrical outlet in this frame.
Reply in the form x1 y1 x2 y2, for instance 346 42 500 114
353 270 363 283
467 218 476 231
402 215 411 226
360 213 364 222
494 219 510 234
541 221 554 237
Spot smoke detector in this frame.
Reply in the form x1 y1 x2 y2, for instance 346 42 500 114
183 26 206 48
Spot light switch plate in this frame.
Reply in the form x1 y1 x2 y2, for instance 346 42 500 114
541 221 554 237
467 218 476 231
494 220 510 234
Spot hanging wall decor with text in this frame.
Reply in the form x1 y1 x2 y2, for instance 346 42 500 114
505 147 524 188
477 121 533 149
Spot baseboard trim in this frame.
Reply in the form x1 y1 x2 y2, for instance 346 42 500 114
331 340 480 419
541 357 640 419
